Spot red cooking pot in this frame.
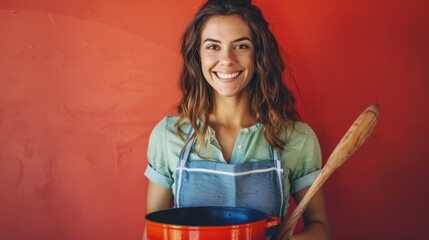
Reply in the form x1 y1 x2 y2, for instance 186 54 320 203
145 206 279 240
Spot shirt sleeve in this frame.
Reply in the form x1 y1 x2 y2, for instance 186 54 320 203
144 117 174 189
289 123 322 193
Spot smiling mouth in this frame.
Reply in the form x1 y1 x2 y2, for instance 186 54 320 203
214 71 242 80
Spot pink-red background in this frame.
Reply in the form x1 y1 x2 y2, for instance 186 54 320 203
0 0 428 239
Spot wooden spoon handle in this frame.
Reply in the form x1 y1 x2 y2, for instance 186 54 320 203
273 104 380 240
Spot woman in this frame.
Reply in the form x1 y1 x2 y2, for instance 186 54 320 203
144 0 331 239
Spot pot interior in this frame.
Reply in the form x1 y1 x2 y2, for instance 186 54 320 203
145 206 267 226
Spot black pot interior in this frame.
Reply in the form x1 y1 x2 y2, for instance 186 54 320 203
145 206 267 226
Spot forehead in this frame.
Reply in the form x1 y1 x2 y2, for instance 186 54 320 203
201 14 252 40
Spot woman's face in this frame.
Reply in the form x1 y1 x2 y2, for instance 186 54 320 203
199 14 254 98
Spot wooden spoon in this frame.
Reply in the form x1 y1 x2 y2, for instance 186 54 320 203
273 104 380 240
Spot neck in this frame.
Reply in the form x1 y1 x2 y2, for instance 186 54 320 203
209 91 257 128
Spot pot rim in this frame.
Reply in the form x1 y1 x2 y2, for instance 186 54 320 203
145 206 269 227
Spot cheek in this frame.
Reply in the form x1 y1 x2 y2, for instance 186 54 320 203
244 60 255 74
200 56 214 80
201 55 217 67
243 55 255 79
238 53 254 68
201 58 218 80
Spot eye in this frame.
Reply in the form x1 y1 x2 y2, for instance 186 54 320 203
235 44 250 50
206 44 220 50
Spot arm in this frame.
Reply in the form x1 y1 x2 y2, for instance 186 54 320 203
290 188 331 240
142 181 173 240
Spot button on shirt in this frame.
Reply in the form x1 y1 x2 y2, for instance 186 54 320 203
144 116 322 215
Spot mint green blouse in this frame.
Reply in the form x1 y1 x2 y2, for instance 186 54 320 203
145 115 322 214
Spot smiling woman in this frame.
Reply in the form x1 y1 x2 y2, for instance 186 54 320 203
144 0 331 239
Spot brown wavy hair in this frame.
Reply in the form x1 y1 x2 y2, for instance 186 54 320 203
176 0 299 151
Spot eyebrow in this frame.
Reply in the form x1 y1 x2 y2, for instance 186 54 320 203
203 36 252 43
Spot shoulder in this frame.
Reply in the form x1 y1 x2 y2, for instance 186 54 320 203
281 121 320 158
150 115 192 141
152 115 186 132
147 115 192 163
287 121 318 143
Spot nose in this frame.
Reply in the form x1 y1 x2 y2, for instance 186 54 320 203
219 48 236 66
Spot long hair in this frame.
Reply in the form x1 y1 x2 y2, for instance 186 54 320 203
176 0 299 151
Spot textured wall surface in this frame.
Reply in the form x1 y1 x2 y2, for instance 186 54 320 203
1 0 428 239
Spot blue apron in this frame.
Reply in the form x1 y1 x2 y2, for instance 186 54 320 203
174 128 286 221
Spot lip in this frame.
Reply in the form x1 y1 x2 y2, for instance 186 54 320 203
213 71 243 82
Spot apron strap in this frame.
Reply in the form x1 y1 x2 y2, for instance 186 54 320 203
176 127 195 207
271 147 285 219
178 127 195 164
269 147 281 161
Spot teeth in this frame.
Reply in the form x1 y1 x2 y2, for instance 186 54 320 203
216 72 240 79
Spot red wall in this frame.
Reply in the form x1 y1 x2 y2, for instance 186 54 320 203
0 0 428 239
